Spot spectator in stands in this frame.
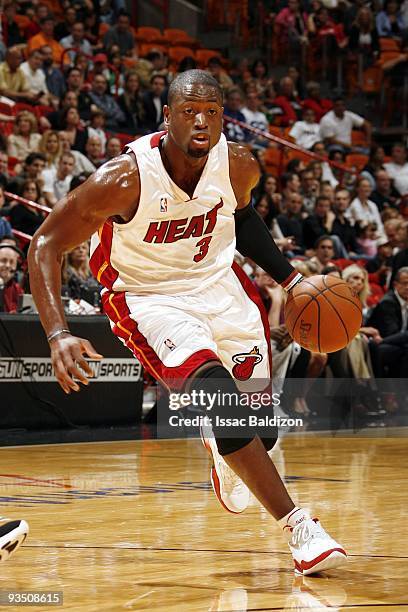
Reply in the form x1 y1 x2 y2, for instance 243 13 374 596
302 81 333 121
376 0 406 38
258 174 283 210
346 177 385 237
223 87 248 143
104 136 122 161
0 152 9 188
302 195 336 250
281 171 301 202
289 107 321 150
275 0 308 62
310 142 339 187
62 241 101 305
39 129 61 171
7 111 41 161
274 76 302 126
309 235 335 273
43 90 78 130
117 71 146 134
0 47 36 103
277 191 305 252
384 143 408 196
20 48 54 107
53 5 77 40
241 91 269 148
361 145 386 187
0 244 23 312
384 218 408 252
27 15 65 65
348 7 380 68
207 56 234 90
142 74 168 132
40 44 65 100
87 110 107 153
250 59 272 94
370 169 400 211
368 267 408 380
254 193 294 252
319 97 371 153
61 21 92 63
58 130 95 175
300 167 319 214
0 213 12 242
83 10 100 48
9 180 45 236
103 10 135 56
85 136 104 169
42 151 75 206
8 152 46 194
65 66 92 121
1 1 26 47
356 222 379 258
60 106 88 154
332 189 359 254
178 56 197 74
89 74 125 129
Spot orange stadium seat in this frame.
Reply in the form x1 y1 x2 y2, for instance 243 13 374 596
286 149 314 165
379 37 401 52
168 46 195 64
264 148 284 176
162 29 198 48
135 27 164 43
138 43 168 57
351 130 368 147
346 153 369 171
195 49 221 68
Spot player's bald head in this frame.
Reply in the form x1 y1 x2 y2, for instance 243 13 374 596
168 69 223 107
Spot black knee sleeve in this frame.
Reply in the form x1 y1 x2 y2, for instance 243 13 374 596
191 364 278 456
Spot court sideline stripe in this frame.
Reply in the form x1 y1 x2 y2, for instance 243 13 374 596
21 544 408 559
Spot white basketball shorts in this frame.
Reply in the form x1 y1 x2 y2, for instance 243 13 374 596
101 263 271 391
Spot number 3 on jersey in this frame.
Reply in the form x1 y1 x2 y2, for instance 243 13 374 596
194 236 212 262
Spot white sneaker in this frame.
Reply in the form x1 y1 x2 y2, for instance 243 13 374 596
0 517 29 562
285 517 347 575
201 424 250 514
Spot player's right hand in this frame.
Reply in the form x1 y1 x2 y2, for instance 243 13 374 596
49 334 103 394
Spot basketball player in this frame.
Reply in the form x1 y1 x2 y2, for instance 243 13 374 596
28 70 346 575
0 517 29 561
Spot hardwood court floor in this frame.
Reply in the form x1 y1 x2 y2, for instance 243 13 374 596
0 435 407 611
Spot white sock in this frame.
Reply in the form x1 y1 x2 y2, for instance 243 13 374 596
278 506 310 530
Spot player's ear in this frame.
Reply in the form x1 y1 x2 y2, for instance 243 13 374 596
163 105 170 128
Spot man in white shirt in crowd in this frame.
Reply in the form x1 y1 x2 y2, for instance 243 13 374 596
289 108 320 150
384 143 408 197
20 49 55 107
61 22 92 63
241 91 269 148
42 152 75 207
319 97 371 153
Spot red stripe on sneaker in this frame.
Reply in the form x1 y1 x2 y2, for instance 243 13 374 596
295 548 347 573
210 467 237 515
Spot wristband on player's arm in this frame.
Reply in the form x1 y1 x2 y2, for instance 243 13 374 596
234 204 303 291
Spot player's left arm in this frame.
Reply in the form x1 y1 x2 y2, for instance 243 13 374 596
228 142 302 290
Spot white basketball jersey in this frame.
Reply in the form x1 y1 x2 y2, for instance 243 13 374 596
90 132 238 296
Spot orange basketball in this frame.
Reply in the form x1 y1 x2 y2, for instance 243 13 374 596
284 275 363 353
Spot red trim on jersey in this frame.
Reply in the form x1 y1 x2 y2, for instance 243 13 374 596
231 262 272 378
150 131 167 149
102 290 219 390
89 221 119 290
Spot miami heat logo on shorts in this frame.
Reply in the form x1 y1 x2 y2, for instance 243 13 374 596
232 346 263 381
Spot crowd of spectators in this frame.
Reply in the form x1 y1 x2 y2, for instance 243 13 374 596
0 0 407 419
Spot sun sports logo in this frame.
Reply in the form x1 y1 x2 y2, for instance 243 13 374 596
0 358 142 382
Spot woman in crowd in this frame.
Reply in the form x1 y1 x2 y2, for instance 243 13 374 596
349 7 380 67
62 242 101 306
117 71 146 134
7 111 41 161
39 130 62 172
346 177 385 238
376 0 406 38
362 145 386 187
60 106 88 154
254 192 295 253
9 180 45 237
250 59 271 94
